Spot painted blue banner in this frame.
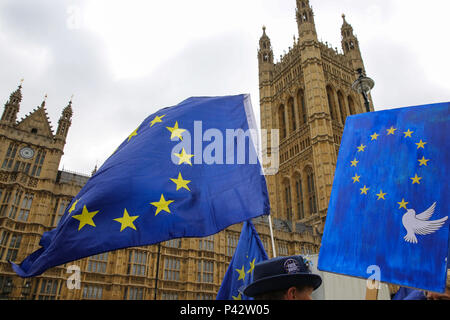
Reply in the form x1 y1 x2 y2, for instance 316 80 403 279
318 102 450 293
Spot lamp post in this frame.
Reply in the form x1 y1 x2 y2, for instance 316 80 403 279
352 68 375 113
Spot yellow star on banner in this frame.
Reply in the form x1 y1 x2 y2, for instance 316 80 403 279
72 205 99 231
418 156 430 167
236 265 246 281
416 140 427 149
350 158 359 167
403 129 414 138
411 174 422 184
232 293 242 300
376 190 387 200
357 144 366 152
174 148 194 166
370 132 379 141
360 185 370 195
113 209 139 232
352 174 361 183
166 121 186 141
127 127 139 142
150 115 165 127
68 199 79 214
397 199 409 210
247 258 256 274
170 172 191 191
151 194 174 216
387 127 397 135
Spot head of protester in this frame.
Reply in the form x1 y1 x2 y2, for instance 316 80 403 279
426 270 450 300
243 255 322 300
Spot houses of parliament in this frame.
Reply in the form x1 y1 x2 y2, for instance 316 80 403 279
0 0 371 300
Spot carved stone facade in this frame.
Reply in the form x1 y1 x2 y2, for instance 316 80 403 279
258 1 374 243
0 83 320 300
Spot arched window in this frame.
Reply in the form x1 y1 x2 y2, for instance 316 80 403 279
288 97 296 132
297 89 307 125
284 181 292 222
278 104 287 140
295 174 305 220
326 86 338 122
337 91 347 125
305 167 317 215
348 95 356 115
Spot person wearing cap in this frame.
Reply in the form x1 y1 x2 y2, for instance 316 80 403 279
242 255 322 300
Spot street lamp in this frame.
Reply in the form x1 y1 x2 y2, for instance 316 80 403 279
352 68 375 113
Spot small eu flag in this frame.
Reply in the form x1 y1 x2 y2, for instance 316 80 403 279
12 94 270 278
216 220 268 300
318 102 450 293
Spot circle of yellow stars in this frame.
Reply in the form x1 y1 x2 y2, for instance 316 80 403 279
350 126 430 210
71 114 194 232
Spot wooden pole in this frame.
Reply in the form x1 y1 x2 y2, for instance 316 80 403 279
267 215 277 258
365 280 380 300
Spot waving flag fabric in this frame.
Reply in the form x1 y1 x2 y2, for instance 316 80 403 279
216 220 268 300
318 102 450 293
12 94 270 278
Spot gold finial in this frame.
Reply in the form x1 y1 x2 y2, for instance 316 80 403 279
44 93 48 102
70 94 74 102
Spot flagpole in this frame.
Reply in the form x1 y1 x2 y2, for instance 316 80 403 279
154 243 161 300
267 215 277 258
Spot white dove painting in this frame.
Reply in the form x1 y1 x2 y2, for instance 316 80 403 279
402 202 448 244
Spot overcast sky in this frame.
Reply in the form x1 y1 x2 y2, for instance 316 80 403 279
0 0 449 175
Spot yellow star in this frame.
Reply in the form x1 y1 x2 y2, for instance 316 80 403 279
236 265 246 281
418 156 430 167
357 144 366 152
403 129 414 138
150 115 165 127
113 208 139 232
174 148 194 166
352 174 361 183
376 190 387 200
350 158 359 167
387 127 397 135
232 293 242 300
370 132 379 141
170 172 191 191
410 174 422 185
72 205 99 231
247 258 256 275
68 199 79 214
127 127 139 142
166 121 186 141
416 140 427 149
360 185 370 195
151 194 174 216
397 199 409 210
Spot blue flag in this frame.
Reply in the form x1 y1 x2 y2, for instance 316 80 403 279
216 220 269 300
12 94 270 278
318 102 450 293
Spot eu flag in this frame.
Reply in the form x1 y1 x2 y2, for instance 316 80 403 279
12 94 270 278
216 220 268 300
318 102 450 293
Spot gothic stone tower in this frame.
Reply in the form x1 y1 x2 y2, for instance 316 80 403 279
258 0 374 239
